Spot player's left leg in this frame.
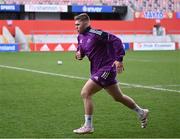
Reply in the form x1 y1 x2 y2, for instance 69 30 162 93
104 83 149 128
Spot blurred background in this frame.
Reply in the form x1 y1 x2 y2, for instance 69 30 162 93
0 0 179 52
0 1 180 138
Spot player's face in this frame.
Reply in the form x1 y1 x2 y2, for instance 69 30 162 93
75 20 88 34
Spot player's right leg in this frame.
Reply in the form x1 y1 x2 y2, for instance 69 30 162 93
73 79 102 134
105 83 149 128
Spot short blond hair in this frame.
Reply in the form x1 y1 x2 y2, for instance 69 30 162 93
74 13 90 21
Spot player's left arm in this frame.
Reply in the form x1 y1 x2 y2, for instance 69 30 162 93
108 34 125 73
95 30 125 73
112 60 124 74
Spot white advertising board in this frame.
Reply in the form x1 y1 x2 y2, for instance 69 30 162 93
133 43 175 51
25 5 67 12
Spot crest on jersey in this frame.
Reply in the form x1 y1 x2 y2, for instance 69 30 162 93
94 76 99 81
87 38 91 43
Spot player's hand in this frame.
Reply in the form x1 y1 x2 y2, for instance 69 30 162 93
112 61 124 74
75 51 82 60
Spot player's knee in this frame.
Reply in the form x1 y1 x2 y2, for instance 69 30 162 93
81 90 90 99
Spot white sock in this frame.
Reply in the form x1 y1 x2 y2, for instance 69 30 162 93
84 115 93 127
133 105 144 116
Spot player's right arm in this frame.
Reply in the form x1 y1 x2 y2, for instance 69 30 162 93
75 36 85 60
75 50 83 60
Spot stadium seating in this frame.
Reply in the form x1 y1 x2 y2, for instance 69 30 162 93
1 0 180 47
2 0 180 12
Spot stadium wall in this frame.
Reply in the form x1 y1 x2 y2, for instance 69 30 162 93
0 18 180 35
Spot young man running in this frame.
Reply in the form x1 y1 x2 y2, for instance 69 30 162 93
73 13 149 134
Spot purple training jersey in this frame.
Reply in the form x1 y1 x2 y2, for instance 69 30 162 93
77 27 125 76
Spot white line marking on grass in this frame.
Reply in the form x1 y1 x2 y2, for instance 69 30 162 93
0 64 87 80
121 86 133 89
153 84 180 87
0 64 180 94
166 84 180 87
119 82 180 94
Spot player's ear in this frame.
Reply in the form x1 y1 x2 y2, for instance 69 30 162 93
84 20 90 27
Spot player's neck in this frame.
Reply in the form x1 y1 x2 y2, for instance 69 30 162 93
82 26 91 34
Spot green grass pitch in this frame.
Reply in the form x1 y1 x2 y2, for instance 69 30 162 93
0 51 180 138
